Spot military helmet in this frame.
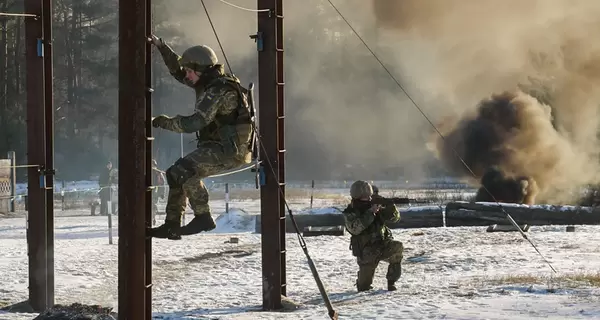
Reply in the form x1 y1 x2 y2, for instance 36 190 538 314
180 45 218 72
350 180 373 199
372 185 379 196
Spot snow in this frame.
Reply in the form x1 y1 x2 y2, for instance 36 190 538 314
211 208 256 233
2 193 600 319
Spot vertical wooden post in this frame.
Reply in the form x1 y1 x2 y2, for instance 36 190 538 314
258 0 286 310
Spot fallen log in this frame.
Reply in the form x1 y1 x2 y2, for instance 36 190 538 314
445 201 600 227
254 206 444 233
303 226 345 237
388 206 444 229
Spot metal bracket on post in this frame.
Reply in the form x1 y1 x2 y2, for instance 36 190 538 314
249 32 264 52
39 167 56 190
36 38 43 57
259 164 266 186
38 165 46 189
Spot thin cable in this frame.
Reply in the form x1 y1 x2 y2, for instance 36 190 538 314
151 161 258 178
200 0 233 75
208 162 260 177
0 164 41 169
326 0 557 274
214 0 270 13
0 12 37 18
256 130 337 319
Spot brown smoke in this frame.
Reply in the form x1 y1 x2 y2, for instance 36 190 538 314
430 90 593 204
475 167 538 205
369 0 600 204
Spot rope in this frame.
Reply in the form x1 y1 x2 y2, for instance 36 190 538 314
214 0 270 13
325 0 557 274
199 1 337 318
0 164 41 169
208 162 260 177
151 162 258 178
200 0 233 75
0 12 37 18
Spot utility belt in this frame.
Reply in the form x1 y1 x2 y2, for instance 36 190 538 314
196 125 253 163
349 232 387 258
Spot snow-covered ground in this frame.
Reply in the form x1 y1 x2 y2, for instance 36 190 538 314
1 197 600 319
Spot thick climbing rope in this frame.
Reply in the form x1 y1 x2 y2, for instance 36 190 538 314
200 1 338 319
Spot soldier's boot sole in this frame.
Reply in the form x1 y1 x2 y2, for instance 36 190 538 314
180 214 216 236
357 285 373 292
356 279 373 292
147 222 182 240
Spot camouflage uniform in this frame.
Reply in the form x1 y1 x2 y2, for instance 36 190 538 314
98 161 118 215
149 40 253 240
342 180 404 292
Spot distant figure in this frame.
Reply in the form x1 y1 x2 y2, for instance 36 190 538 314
151 159 166 226
147 34 255 240
342 180 403 292
372 185 380 197
98 161 118 215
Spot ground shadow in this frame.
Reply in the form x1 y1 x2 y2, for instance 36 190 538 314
152 305 263 319
303 288 388 307
0 300 35 313
182 246 257 263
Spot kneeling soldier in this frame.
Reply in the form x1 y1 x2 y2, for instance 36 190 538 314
342 180 404 292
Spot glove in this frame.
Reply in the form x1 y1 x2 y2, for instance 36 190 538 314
147 34 162 47
152 115 170 128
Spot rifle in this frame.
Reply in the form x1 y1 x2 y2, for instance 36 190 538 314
371 185 431 205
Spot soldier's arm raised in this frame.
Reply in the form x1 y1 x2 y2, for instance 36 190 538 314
152 37 188 86
157 86 238 133
378 204 400 223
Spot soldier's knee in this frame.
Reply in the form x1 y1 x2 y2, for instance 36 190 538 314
166 158 196 188
390 241 404 262
393 240 404 252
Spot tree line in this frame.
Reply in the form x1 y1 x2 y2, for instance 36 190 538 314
0 0 449 182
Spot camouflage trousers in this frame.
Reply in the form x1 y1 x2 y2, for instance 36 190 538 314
356 239 404 290
163 141 249 224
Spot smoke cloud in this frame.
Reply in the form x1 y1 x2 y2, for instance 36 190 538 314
370 0 600 204
153 0 441 180
152 0 600 201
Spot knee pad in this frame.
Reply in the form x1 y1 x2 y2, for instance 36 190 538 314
166 158 196 187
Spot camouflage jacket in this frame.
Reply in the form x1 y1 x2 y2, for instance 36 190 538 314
156 41 251 149
342 202 400 244
151 166 166 198
99 168 118 188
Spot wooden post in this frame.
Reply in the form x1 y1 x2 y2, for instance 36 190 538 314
257 0 286 310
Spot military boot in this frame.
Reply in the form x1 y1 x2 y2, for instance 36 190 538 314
148 219 182 240
180 213 216 235
356 279 373 292
387 281 397 291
